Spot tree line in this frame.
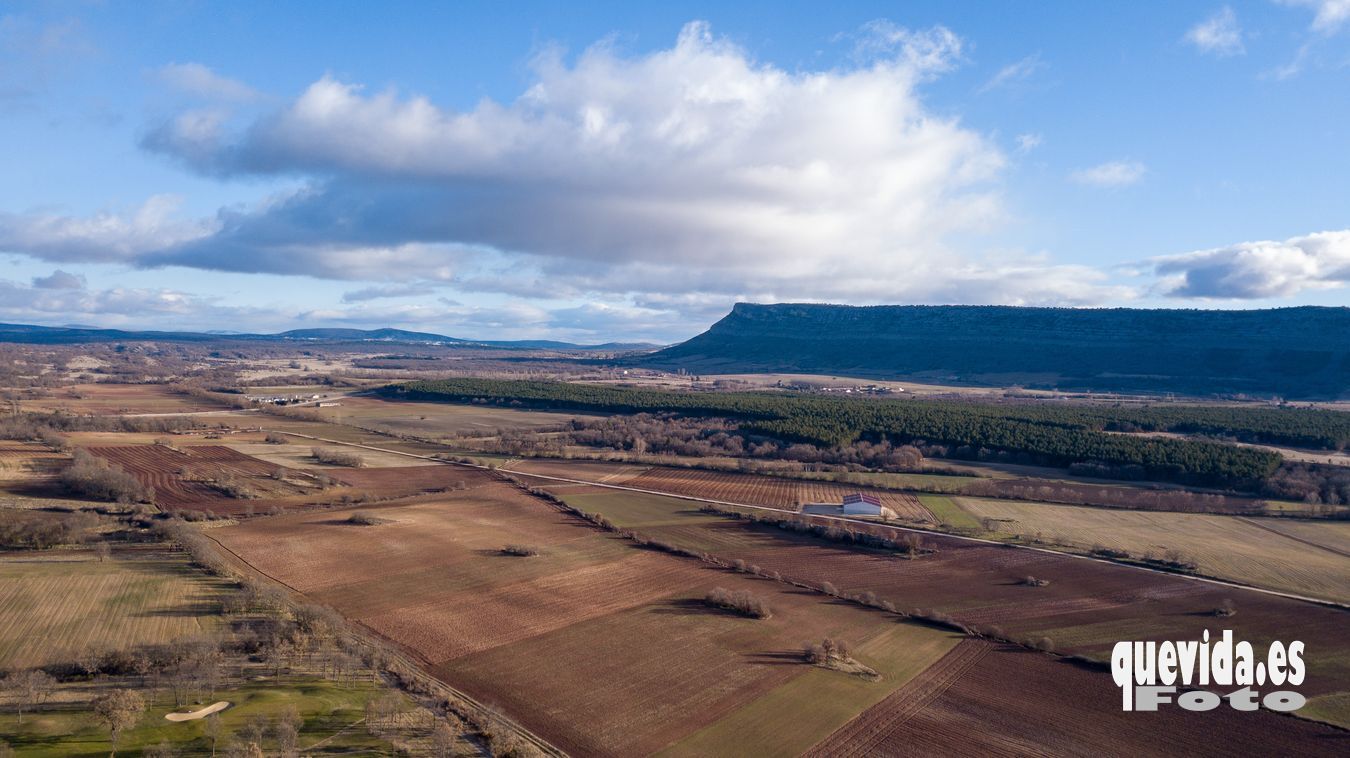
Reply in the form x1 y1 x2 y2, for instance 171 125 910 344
386 379 1295 487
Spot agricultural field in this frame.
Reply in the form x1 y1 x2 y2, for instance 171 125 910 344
223 440 431 469
0 547 226 670
805 641 1340 756
918 495 982 531
210 471 968 756
0 442 66 499
955 497 1350 604
534 484 1350 727
83 444 323 515
504 458 650 484
17 384 231 416
302 395 606 438
659 623 963 757
516 463 934 522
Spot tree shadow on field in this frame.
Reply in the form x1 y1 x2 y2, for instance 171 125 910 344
650 598 749 618
134 598 220 617
746 650 807 666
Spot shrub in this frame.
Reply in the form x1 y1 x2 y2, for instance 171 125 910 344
59 450 154 504
804 637 852 664
345 512 382 526
0 510 95 550
264 432 287 444
704 587 771 619
1022 575 1050 587
311 447 365 467
1214 599 1237 617
210 474 257 499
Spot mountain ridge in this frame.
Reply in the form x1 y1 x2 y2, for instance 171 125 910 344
637 303 1350 398
0 322 656 351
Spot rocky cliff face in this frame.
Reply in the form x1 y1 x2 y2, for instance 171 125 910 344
639 303 1350 397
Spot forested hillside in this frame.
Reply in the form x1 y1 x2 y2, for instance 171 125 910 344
637 303 1350 398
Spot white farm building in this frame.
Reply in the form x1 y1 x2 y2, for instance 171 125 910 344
801 492 896 520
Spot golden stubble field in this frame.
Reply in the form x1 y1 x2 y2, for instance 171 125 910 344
955 497 1350 604
0 548 226 669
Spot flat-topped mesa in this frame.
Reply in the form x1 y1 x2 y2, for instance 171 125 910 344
638 303 1350 398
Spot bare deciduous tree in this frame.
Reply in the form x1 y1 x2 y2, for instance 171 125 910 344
92 689 145 757
4 669 56 724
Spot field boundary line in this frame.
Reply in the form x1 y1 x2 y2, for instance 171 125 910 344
196 528 567 757
1235 517 1350 559
262 428 1350 612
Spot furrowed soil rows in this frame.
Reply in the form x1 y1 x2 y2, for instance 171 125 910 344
325 465 478 497
85 444 314 513
507 459 649 483
621 467 931 521
805 638 991 758
808 644 1344 756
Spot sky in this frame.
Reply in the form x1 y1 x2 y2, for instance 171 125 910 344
0 1 1347 344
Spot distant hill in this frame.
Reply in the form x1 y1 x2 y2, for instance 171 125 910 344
277 327 469 344
637 303 1350 398
0 322 655 352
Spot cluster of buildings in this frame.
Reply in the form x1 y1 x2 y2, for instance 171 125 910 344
245 392 328 406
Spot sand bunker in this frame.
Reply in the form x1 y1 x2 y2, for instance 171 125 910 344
165 701 230 721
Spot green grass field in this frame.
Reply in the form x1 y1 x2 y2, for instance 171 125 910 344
658 623 963 757
0 677 414 757
918 495 982 531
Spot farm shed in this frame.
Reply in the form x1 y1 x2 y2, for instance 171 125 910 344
802 492 896 520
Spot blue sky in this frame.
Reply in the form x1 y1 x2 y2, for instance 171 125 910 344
0 1 1347 343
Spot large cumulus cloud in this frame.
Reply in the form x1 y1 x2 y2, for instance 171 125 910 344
0 22 1128 308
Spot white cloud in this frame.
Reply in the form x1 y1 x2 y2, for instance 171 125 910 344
155 63 261 102
1280 0 1350 34
1015 133 1043 153
1069 160 1146 187
979 53 1045 93
1186 7 1245 56
0 275 211 323
0 195 215 263
1151 229 1350 298
127 20 1112 305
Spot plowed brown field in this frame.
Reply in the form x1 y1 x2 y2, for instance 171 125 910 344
85 444 316 514
542 484 1350 714
807 642 1344 756
209 471 960 756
